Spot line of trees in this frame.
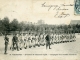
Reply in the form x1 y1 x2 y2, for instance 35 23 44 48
0 17 80 35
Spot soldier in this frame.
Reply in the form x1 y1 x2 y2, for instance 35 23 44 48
24 34 27 49
63 32 66 43
45 34 51 49
62 32 64 43
54 32 56 44
26 33 29 48
40 34 44 46
52 33 55 44
4 34 9 54
31 33 35 48
41 34 45 46
35 34 38 46
69 31 72 42
18 34 22 50
34 34 36 47
12 34 19 51
50 33 53 45
56 33 58 44
38 34 41 47
17 34 21 50
28 33 32 48
58 32 61 43
43 33 46 46
57 33 60 44
72 31 76 42
59 32 62 43
65 31 68 43
39 33 43 46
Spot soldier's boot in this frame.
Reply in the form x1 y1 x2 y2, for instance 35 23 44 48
20 48 22 50
46 45 47 49
17 47 19 51
4 51 7 54
24 46 27 49
33 45 35 48
4 48 7 54
38 44 40 47
49 45 51 49
10 47 11 50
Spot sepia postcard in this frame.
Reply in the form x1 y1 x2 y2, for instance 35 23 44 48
0 0 80 60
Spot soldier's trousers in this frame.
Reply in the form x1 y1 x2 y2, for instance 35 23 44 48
26 40 29 48
5 43 8 53
29 40 32 46
27 40 32 47
19 40 24 49
35 39 38 45
46 41 51 49
24 41 27 48
13 42 18 50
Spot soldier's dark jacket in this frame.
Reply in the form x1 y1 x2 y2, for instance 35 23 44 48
45 35 50 41
12 36 18 42
4 36 9 44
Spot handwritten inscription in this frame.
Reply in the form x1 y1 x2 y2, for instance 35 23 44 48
54 12 70 18
42 2 73 18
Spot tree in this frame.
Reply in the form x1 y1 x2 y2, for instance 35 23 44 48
0 19 3 34
18 21 26 31
2 17 10 34
10 19 19 31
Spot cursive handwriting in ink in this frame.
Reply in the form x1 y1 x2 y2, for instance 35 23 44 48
41 2 73 18
54 12 70 18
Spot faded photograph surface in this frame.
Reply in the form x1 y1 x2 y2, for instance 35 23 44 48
0 0 80 60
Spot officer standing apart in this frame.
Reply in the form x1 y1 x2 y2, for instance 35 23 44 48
45 33 51 49
4 34 9 54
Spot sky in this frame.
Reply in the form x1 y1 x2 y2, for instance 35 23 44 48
0 0 80 25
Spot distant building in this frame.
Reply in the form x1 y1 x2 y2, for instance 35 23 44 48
37 20 45 25
70 20 80 25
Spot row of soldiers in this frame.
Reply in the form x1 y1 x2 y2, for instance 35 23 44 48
10 32 76 51
4 31 76 54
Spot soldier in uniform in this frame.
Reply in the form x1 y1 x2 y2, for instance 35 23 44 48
24 34 27 49
50 33 53 45
39 33 42 46
38 34 40 46
45 34 51 49
4 34 9 54
63 32 66 43
56 33 58 44
53 32 56 44
31 33 35 48
35 34 38 46
38 34 41 47
12 34 19 51
26 33 29 48
57 32 60 44
72 31 76 42
68 31 71 42
43 33 46 46
28 33 32 48
17 34 21 50
61 31 63 43
40 34 44 46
